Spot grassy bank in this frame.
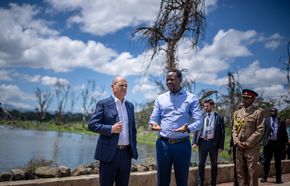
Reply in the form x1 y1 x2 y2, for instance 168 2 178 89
0 120 159 145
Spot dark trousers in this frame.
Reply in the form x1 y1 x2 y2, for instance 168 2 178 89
263 140 282 182
156 138 191 186
232 145 239 186
99 148 132 186
198 139 218 186
287 144 290 159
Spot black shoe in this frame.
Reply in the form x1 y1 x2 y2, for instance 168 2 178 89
260 177 267 182
276 180 283 184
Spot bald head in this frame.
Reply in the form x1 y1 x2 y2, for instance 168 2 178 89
112 76 125 85
111 76 127 101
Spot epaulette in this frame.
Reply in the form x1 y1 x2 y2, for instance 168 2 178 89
257 107 264 112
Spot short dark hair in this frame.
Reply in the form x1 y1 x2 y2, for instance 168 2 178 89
203 99 214 106
270 107 278 112
168 69 182 82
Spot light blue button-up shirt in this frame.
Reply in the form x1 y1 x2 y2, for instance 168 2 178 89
149 89 203 139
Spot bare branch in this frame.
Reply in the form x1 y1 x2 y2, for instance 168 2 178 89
133 0 206 70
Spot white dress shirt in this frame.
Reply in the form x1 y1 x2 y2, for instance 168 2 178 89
113 95 129 145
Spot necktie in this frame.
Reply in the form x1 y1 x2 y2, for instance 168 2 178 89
270 118 275 137
204 113 210 139
205 115 209 127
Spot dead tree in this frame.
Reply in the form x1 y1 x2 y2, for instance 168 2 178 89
0 102 14 121
35 87 52 122
81 80 104 127
54 80 70 125
134 0 206 71
226 72 242 125
278 40 290 105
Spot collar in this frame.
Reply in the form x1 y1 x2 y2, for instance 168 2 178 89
205 111 214 117
112 94 125 104
244 105 254 112
169 88 185 96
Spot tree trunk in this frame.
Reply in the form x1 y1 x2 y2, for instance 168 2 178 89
166 41 176 70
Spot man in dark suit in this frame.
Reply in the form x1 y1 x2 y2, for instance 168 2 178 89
260 107 287 184
193 99 225 186
88 76 138 186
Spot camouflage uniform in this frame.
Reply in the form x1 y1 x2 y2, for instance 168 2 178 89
232 105 265 186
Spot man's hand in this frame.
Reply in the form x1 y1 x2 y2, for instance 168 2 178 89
236 142 249 150
192 144 198 149
112 121 123 133
218 148 223 153
172 124 189 133
149 123 161 131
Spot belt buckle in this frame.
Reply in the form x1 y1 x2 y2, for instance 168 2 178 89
168 138 176 144
118 145 126 150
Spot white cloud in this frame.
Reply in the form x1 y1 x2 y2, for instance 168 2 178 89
22 37 118 72
255 85 287 98
99 51 164 77
1 71 70 87
212 60 287 98
238 61 285 87
41 76 70 86
0 70 12 81
257 33 282 50
46 0 218 36
199 29 256 59
132 77 160 100
46 0 160 36
205 0 219 14
168 29 258 86
0 3 58 66
0 84 35 109
0 2 224 78
0 4 118 73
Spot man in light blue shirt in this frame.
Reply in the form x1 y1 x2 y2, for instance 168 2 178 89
149 69 203 186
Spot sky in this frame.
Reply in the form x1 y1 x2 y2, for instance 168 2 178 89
0 0 289 113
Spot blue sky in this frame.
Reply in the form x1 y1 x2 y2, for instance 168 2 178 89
0 0 289 112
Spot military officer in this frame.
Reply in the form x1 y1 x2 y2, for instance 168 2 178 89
232 89 265 186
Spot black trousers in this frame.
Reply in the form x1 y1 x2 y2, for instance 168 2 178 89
232 145 239 186
262 140 282 182
287 144 290 160
198 139 218 186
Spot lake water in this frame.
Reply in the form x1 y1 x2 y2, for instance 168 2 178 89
0 125 198 172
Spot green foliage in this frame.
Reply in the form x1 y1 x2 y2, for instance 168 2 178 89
278 107 290 120
137 127 158 145
135 102 154 129
0 120 95 135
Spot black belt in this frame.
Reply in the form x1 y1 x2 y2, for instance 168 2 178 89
200 137 213 141
160 136 189 144
117 145 130 150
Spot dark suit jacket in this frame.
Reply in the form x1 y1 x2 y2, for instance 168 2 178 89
88 96 138 162
193 112 225 150
262 117 288 146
